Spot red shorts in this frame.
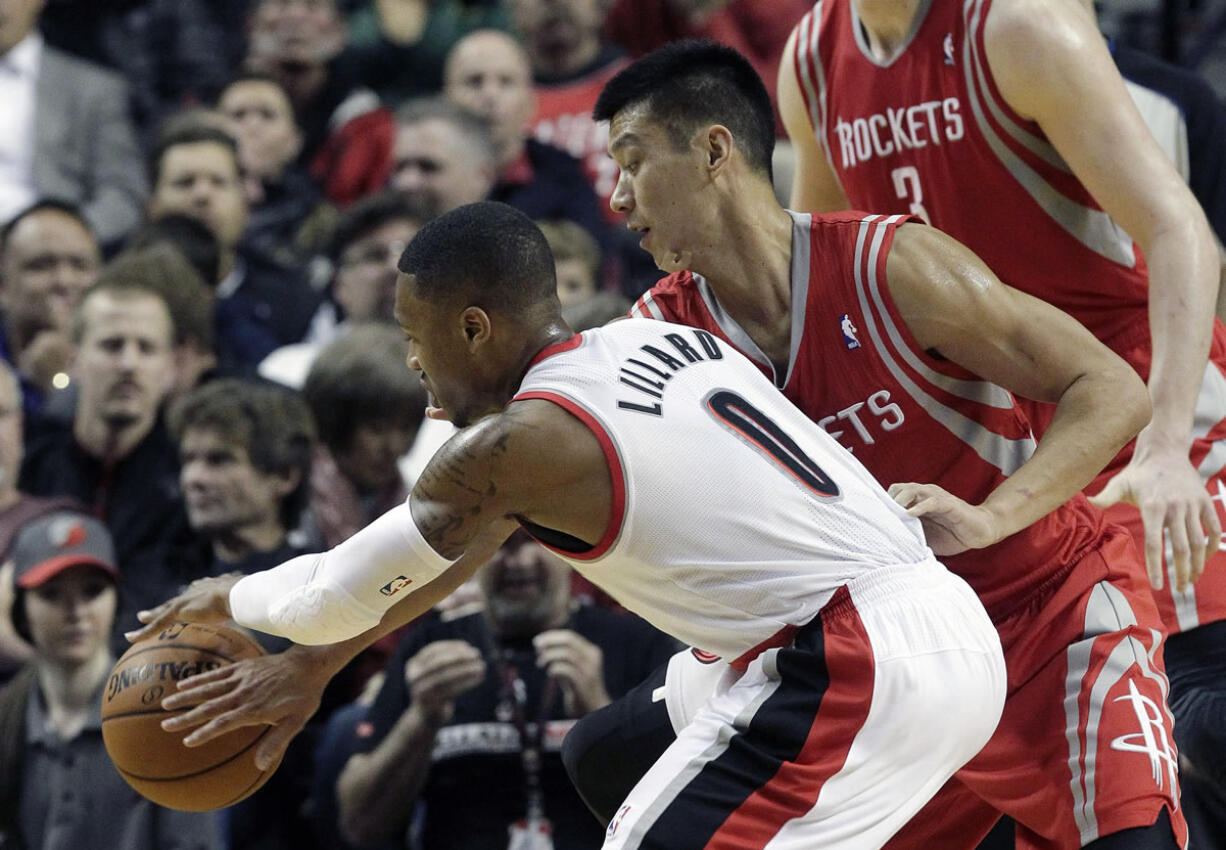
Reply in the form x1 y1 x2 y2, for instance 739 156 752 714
884 529 1186 849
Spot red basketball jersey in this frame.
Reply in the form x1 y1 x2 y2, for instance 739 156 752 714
793 0 1149 349
792 0 1226 632
634 211 1111 623
531 57 630 222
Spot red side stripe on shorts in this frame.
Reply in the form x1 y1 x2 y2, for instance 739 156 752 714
708 590 876 847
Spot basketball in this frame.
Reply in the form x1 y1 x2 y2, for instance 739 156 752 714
101 621 274 811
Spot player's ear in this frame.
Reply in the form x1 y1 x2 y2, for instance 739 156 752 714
704 125 734 175
460 306 492 347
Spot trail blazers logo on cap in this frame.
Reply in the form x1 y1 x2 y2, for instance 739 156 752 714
48 517 88 549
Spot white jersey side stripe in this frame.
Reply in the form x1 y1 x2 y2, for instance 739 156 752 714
851 215 1035 476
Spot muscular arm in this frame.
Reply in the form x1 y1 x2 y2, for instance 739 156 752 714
778 27 851 213
887 223 1151 541
141 400 614 764
985 0 1219 583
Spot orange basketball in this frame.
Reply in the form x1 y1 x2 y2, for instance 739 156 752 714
102 621 275 811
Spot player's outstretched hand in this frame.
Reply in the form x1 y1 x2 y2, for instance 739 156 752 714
159 646 330 770
534 629 610 716
888 482 1001 556
1089 442 1220 593
125 574 242 643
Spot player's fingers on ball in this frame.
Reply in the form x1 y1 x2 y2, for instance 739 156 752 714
182 712 241 747
177 662 238 690
162 678 235 709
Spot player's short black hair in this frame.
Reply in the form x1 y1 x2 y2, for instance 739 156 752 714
593 40 775 179
397 202 557 313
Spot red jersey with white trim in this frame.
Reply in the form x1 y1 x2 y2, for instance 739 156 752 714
633 211 1110 623
791 0 1226 632
513 317 936 662
530 56 629 221
793 0 1149 350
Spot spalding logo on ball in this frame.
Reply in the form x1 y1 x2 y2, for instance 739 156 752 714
102 622 276 811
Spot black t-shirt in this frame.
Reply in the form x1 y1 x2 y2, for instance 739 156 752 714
358 605 680 849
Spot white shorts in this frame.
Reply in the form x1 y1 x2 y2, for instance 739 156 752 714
604 560 1006 850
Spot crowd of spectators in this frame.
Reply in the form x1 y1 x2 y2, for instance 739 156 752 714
0 3 758 844
1 0 1221 848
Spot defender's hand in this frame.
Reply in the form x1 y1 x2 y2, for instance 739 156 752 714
889 482 1003 556
1089 442 1220 593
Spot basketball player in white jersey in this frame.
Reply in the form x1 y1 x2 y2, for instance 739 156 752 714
131 202 1005 849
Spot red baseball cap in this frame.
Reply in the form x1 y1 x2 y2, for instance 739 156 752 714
11 511 121 588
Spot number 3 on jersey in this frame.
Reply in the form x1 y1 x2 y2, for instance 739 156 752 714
705 391 840 498
891 166 930 222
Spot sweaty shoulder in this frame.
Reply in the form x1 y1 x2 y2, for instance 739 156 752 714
981 0 1098 121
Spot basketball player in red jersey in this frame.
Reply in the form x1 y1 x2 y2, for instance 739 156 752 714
780 0 1226 832
554 42 1183 849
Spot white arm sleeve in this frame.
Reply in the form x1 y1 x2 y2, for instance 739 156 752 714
228 502 455 645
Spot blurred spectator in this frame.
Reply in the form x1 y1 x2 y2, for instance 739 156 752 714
345 0 509 108
309 671 394 850
147 121 322 368
102 244 218 403
302 325 426 548
506 0 659 295
390 98 497 219
602 0 809 135
168 377 322 850
0 201 100 419
507 0 626 212
246 0 395 207
127 212 222 288
0 510 223 850
0 360 78 680
218 72 338 269
443 30 611 270
538 219 601 309
40 0 234 148
260 191 429 388
335 532 679 849
170 377 314 581
18 272 190 647
0 0 147 245
561 291 632 333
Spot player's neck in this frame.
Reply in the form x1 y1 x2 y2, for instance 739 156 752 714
853 0 925 58
691 197 795 365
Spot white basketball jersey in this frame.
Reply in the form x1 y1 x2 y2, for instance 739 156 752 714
514 318 934 663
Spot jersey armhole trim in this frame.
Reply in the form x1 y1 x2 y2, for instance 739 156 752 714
510 389 627 562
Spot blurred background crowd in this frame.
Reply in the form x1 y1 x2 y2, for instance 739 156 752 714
0 0 1221 848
